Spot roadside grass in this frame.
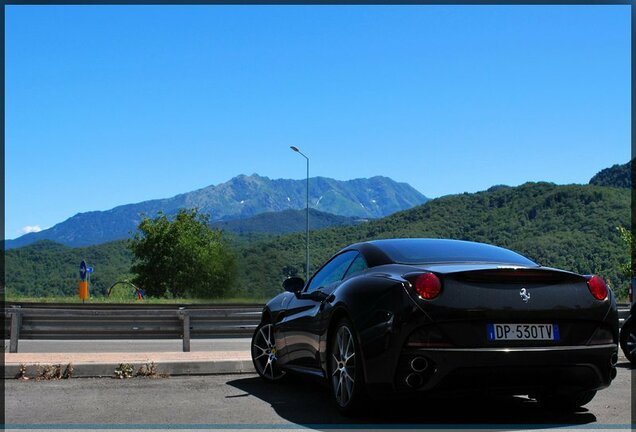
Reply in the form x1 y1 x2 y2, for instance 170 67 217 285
5 294 268 305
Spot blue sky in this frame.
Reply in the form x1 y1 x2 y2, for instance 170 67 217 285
5 5 631 240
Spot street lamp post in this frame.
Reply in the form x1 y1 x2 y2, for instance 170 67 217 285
290 146 310 280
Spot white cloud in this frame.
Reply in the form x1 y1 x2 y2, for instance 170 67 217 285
21 225 43 234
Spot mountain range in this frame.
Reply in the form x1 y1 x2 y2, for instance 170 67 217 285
6 174 427 249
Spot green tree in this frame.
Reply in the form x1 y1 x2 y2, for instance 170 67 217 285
129 209 236 298
617 226 634 278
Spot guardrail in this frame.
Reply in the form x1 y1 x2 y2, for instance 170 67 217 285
4 303 631 354
4 304 264 353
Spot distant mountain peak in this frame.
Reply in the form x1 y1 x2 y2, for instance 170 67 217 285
232 173 266 181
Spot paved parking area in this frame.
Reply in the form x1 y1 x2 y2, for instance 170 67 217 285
5 360 632 430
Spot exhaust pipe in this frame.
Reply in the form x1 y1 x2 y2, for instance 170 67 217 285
610 353 618 367
410 357 428 373
405 373 423 388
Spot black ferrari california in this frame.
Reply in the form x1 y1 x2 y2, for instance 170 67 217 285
251 238 618 413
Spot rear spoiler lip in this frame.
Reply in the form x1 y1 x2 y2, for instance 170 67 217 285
409 263 584 279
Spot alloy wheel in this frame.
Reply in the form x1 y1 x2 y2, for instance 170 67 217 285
251 323 285 381
625 330 636 355
620 321 636 364
330 325 356 407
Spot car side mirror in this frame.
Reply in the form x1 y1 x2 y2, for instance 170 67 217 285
304 290 328 302
283 276 305 293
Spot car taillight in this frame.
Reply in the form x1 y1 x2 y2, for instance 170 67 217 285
587 275 608 300
414 273 442 300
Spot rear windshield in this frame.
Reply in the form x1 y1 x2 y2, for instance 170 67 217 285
373 239 538 266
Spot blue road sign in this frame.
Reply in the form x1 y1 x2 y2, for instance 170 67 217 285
80 260 87 281
87 267 94 273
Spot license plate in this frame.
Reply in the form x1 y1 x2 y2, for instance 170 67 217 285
487 323 560 341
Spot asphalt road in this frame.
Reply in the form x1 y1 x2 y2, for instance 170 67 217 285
3 338 251 353
5 359 632 430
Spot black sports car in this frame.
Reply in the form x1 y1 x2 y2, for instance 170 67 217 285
251 238 618 413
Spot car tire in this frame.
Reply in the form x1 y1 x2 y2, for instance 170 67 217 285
329 318 365 415
537 390 597 411
251 322 285 382
620 320 636 364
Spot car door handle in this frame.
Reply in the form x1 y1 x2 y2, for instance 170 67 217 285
319 294 336 311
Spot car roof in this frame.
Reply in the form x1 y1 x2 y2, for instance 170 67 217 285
341 238 537 267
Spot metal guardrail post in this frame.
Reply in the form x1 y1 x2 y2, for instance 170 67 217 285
9 306 22 353
178 308 191 352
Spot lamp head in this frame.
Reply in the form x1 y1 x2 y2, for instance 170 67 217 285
290 146 300 152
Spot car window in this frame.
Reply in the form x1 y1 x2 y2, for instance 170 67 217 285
306 251 358 293
374 239 538 266
343 254 368 279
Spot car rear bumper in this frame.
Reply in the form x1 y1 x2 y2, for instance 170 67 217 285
386 344 618 397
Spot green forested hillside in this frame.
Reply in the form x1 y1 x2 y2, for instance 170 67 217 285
234 183 630 298
5 182 630 300
589 159 632 188
5 240 133 297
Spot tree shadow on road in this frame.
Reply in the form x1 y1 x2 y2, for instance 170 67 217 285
227 375 596 430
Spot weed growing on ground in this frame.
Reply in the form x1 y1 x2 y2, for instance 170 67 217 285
22 363 74 380
114 363 135 379
35 364 62 380
16 364 29 380
62 363 74 379
136 362 168 379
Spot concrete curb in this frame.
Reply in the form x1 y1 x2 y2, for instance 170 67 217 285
5 359 256 379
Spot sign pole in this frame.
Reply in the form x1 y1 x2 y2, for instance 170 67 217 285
79 260 89 303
